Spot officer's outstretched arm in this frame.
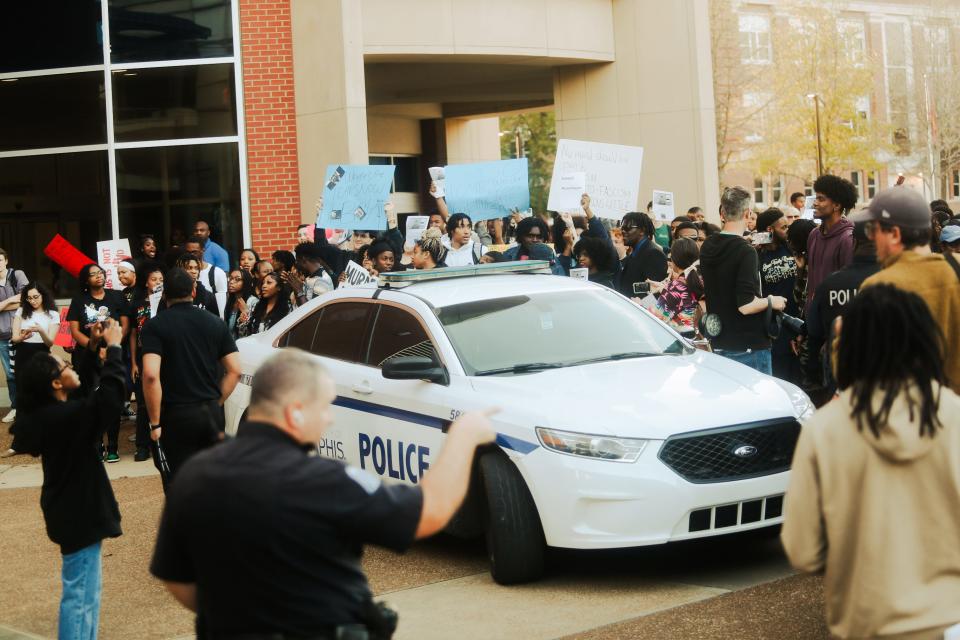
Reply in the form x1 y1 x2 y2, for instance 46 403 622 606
415 409 497 539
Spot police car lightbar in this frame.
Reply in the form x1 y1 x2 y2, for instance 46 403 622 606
378 260 552 288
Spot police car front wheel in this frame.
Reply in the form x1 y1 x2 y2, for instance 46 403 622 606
480 452 545 585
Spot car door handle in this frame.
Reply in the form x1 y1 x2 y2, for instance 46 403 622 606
352 383 373 395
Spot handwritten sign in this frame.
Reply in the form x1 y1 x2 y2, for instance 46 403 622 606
429 166 445 198
96 239 133 290
652 190 675 221
548 139 644 220
569 267 589 281
444 159 530 222
340 260 377 288
317 164 395 231
549 171 586 212
54 307 75 348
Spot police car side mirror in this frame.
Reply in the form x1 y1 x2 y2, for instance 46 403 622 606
382 356 449 385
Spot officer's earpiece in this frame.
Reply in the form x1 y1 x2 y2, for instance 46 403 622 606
292 410 304 426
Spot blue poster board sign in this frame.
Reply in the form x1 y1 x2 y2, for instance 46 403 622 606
317 164 395 230
444 158 530 222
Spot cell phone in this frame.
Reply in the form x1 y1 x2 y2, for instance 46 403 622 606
632 282 651 295
751 232 772 245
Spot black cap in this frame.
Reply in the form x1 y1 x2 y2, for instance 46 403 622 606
164 268 194 299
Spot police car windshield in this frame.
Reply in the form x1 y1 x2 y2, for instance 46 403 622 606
435 290 683 376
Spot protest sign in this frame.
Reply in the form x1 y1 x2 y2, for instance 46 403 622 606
149 290 163 318
317 164 395 231
569 267 589 281
428 166 445 198
803 195 816 220
53 307 75 348
444 158 530 222
548 139 644 219
96 239 133 290
651 190 675 221
549 171 586 212
405 215 430 245
341 260 377 288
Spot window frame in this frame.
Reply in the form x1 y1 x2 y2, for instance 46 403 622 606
364 301 446 370
277 299 377 365
738 14 773 65
0 1 250 248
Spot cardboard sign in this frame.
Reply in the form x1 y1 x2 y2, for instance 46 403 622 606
803 195 816 220
317 164 395 231
444 158 530 222
341 260 377 288
53 307 75 348
548 139 644 220
96 239 133 290
652 190 675 221
569 267 589 281
405 215 430 245
429 166 445 198
549 171 586 212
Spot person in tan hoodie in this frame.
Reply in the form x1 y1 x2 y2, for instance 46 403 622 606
782 284 960 639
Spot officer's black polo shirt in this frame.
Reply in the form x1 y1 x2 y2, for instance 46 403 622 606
140 302 237 405
150 421 423 636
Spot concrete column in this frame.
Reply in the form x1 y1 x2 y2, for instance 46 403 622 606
444 117 502 165
553 0 720 220
291 0 370 224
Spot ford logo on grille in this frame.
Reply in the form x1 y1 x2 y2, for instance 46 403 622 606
733 445 758 458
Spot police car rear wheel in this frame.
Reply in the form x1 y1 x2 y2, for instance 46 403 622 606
480 452 545 585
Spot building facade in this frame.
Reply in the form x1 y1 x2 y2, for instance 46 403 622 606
1 0 723 299
718 0 960 210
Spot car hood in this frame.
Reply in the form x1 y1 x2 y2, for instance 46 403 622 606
468 352 798 440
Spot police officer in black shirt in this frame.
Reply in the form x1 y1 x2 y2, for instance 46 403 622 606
141 268 241 489
150 349 496 639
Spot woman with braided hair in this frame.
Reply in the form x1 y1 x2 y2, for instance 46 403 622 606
782 284 960 639
411 227 448 270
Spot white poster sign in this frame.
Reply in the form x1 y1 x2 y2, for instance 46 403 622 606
803 195 816 220
548 171 587 212
149 290 163 318
548 139 644 219
96 239 133 290
651 190 675 221
405 215 430 245
569 267 589 281
341 260 377 288
429 166 446 198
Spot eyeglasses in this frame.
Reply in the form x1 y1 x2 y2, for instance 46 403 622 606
26 294 42 301
228 276 243 282
864 220 889 240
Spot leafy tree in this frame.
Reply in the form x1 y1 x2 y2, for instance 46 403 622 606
499 111 557 214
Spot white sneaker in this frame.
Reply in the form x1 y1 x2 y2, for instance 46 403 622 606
2 409 15 423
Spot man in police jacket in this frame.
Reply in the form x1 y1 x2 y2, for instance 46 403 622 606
151 349 496 639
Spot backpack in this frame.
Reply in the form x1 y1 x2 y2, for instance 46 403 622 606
470 242 483 265
207 267 218 294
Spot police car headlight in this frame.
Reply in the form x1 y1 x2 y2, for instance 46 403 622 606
535 427 647 463
775 380 815 421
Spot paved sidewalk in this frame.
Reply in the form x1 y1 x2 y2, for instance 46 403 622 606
0 456 157 489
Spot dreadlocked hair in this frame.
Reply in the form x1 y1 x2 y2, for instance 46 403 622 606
835 284 946 439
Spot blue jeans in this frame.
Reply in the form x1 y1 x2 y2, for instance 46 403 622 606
0 340 14 409
59 541 102 640
719 348 773 375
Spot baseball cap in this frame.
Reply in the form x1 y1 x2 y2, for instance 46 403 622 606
941 224 960 245
849 188 931 229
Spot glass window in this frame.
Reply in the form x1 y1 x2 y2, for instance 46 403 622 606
393 157 420 193
435 291 681 376
867 171 878 199
116 142 242 260
884 22 911 154
754 178 765 206
850 171 862 200
0 3 104 74
282 309 323 350
0 72 107 152
0 151 111 299
839 18 866 65
109 0 234 63
804 181 814 197
311 302 374 363
367 306 437 367
112 63 237 142
738 15 772 64
771 176 784 204
953 170 959 198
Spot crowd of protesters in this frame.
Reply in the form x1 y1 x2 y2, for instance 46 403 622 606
3 165 960 639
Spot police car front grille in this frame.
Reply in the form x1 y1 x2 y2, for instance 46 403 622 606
658 419 801 483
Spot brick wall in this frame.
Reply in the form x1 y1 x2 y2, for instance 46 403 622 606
239 0 301 256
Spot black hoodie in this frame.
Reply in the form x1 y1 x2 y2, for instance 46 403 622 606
700 233 770 352
15 347 125 554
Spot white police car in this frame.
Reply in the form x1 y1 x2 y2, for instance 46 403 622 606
225 262 814 584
